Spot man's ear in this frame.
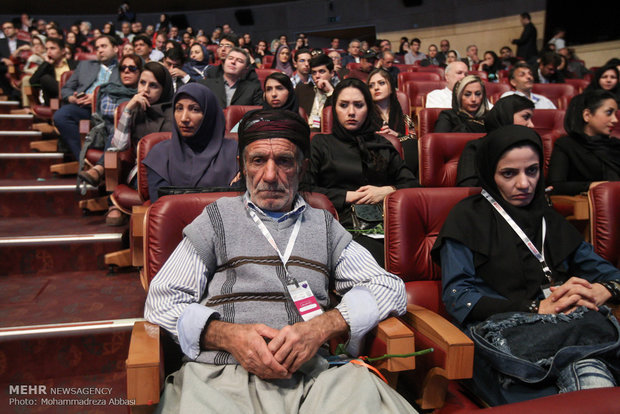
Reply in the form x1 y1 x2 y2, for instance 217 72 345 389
509 78 517 89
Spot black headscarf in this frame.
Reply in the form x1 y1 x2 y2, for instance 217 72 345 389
585 63 620 104
433 126 583 320
262 72 299 112
182 44 211 80
142 83 238 188
484 94 534 133
331 78 395 173
131 62 175 144
367 68 407 136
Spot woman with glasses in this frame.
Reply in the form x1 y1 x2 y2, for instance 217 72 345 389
78 54 143 188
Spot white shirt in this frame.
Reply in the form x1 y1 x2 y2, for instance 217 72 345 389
425 87 452 108
500 90 557 109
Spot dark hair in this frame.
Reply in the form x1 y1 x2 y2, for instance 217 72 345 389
96 34 117 47
263 71 294 91
539 51 560 67
367 68 406 134
120 53 143 72
520 12 531 20
219 33 238 45
586 63 620 94
332 77 381 132
294 48 311 61
133 34 152 48
309 53 333 71
606 58 620 67
164 43 185 63
508 62 531 80
564 90 618 136
411 38 421 44
45 37 65 49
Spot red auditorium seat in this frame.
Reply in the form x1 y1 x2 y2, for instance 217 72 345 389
564 78 589 94
396 90 411 116
398 71 442 88
418 132 485 187
417 66 445 79
261 55 274 67
346 62 361 71
589 181 620 269
255 68 280 90
531 83 576 109
404 80 447 114
417 107 446 137
223 105 261 132
467 70 488 80
484 82 512 103
394 63 417 72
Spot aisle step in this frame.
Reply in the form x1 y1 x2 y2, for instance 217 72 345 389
0 216 126 275
0 131 43 152
0 153 67 179
0 114 34 130
0 101 20 114
0 179 100 218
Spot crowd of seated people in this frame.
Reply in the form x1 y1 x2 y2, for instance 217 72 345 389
1 12 620 408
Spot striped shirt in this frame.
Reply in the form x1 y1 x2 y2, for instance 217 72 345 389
145 200 407 360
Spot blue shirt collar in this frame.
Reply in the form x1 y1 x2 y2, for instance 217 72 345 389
243 191 306 222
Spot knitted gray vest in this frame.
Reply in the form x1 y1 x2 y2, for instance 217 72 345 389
183 195 352 365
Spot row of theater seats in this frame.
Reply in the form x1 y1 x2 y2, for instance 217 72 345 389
125 182 620 412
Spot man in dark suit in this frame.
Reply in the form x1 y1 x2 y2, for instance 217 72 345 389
199 47 262 108
30 38 78 105
52 35 119 159
531 51 564 84
512 12 538 64
295 54 335 131
0 21 29 100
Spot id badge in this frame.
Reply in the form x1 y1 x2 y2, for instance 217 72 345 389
311 115 321 130
287 280 323 321
541 283 552 299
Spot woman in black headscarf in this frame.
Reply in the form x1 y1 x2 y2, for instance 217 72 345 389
262 72 299 112
584 63 620 105
456 94 534 187
182 44 211 81
435 75 489 133
106 61 175 225
308 78 418 265
367 68 418 176
548 90 620 195
433 125 620 406
143 83 238 202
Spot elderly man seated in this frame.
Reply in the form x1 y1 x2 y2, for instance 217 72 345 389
144 109 417 413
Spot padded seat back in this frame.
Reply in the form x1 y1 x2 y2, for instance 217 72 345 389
531 83 576 109
144 192 338 285
137 132 173 202
261 55 274 67
255 68 280 90
384 187 480 315
417 66 445 79
224 105 261 132
484 82 512 103
396 90 411 117
404 80 446 110
589 182 620 268
398 71 442 88
418 107 446 137
418 133 485 187
564 78 589 94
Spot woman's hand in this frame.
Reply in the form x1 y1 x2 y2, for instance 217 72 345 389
378 124 399 138
352 185 396 205
539 277 611 314
125 91 150 112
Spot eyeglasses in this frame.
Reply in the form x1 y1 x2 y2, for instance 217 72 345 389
120 65 139 72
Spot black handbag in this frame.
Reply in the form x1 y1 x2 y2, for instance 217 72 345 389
350 204 383 231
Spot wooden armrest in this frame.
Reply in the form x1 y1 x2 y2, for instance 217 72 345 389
131 205 149 268
550 194 589 220
105 151 121 191
400 304 473 380
126 321 162 406
370 316 415 372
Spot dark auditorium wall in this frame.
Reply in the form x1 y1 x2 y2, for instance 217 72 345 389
0 0 545 47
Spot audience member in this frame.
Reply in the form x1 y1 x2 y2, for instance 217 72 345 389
262 71 298 112
512 12 538 63
500 62 556 109
327 50 347 83
199 47 262 108
549 90 619 195
426 61 467 108
462 44 480 70
404 38 426 65
144 107 414 413
445 50 458 65
341 39 362 67
435 75 489 133
499 46 517 70
438 39 450 64
420 44 441 67
182 43 210 80
295 53 335 131
547 27 566 51
53 35 120 160
289 48 311 87
456 94 535 187
143 83 238 202
308 78 418 266
585 64 620 104
271 44 294 77
557 47 589 79
532 52 564 83
329 37 340 51
377 51 399 87
433 124 620 406
367 68 418 175
162 45 190 92
480 50 501 82
133 34 162 63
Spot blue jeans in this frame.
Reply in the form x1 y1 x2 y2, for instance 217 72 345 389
558 358 617 393
53 103 91 160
